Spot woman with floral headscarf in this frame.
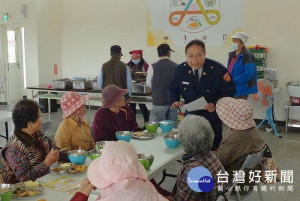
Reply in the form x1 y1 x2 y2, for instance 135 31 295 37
54 91 95 151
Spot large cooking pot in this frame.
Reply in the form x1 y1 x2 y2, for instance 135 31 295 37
287 82 300 105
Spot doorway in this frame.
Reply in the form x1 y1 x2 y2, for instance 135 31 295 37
6 27 25 104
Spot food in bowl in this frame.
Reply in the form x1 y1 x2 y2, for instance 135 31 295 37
59 163 71 168
115 131 133 142
160 120 174 133
88 149 101 160
137 153 154 170
16 190 38 198
134 131 144 136
67 164 88 174
12 182 44 199
52 167 64 172
0 187 10 194
24 180 40 188
144 122 159 133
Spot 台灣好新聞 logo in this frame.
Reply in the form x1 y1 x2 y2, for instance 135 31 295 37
187 166 215 192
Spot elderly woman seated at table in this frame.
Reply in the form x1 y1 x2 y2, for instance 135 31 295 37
70 141 167 201
215 97 265 194
172 115 226 201
54 91 95 151
93 84 141 141
1 99 59 184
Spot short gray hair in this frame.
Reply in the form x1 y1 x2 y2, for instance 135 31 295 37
178 115 214 155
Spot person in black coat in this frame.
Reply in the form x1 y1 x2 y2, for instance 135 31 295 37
168 39 236 150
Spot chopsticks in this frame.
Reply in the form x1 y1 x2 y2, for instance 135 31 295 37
58 148 68 152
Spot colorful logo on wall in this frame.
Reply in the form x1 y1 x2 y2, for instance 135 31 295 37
187 166 215 192
169 0 220 33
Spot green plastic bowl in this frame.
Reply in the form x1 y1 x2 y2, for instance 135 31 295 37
0 184 14 201
144 122 159 133
88 149 101 160
138 153 154 170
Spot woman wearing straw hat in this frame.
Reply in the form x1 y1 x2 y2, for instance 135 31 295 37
215 97 264 194
70 141 167 201
93 84 141 142
54 91 95 151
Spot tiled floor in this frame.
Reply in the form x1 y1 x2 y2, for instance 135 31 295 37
0 105 299 201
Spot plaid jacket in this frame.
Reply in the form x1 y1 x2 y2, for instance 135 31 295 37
174 153 226 201
215 127 265 168
215 127 265 195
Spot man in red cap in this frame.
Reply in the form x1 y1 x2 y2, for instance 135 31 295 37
127 50 150 123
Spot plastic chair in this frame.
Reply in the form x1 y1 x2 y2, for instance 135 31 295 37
216 178 237 201
234 145 267 201
41 120 52 136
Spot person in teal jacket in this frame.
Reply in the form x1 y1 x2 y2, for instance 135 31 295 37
227 32 258 99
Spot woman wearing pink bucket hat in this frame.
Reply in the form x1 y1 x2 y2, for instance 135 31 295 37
93 84 141 141
54 91 95 151
215 97 264 195
70 141 167 201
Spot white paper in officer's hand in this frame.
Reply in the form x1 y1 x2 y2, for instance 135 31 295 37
183 97 208 112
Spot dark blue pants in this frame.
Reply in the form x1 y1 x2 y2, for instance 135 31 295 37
187 110 223 150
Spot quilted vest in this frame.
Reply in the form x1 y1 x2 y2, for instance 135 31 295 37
102 57 127 90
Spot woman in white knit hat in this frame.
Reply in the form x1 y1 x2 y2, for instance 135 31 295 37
227 32 258 99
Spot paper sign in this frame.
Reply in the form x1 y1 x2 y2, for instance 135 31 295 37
183 97 208 112
54 64 57 75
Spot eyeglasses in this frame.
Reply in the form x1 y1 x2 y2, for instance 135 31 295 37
187 53 205 59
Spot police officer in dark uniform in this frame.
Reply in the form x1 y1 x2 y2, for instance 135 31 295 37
168 39 236 150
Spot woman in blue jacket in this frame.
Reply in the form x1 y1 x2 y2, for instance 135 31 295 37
227 32 258 99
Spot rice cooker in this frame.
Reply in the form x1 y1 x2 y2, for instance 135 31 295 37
287 82 300 105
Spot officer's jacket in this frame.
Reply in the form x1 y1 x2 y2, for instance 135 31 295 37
168 58 236 106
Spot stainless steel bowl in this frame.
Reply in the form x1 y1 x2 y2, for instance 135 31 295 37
165 131 179 139
68 150 88 156
88 149 101 160
95 141 110 153
50 164 67 175
0 183 14 195
95 141 110 146
144 121 159 126
137 153 154 170
115 131 133 136
160 120 175 125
